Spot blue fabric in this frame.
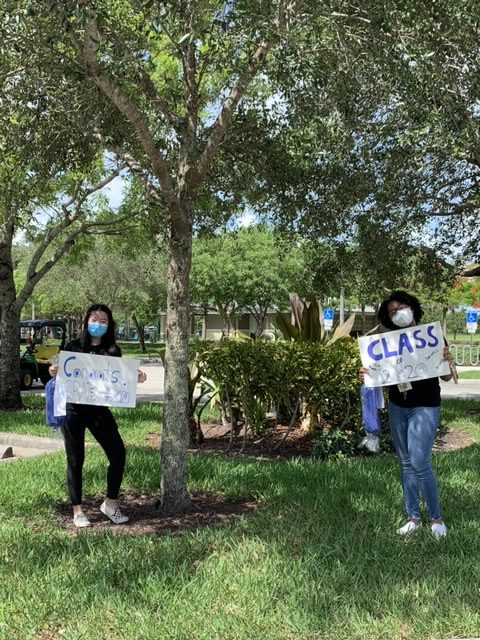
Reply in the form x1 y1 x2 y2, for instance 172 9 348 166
388 402 442 521
87 323 107 338
45 378 67 428
360 385 382 435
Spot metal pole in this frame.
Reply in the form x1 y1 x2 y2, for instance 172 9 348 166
339 287 345 324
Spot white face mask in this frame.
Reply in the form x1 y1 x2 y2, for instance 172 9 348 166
392 307 413 328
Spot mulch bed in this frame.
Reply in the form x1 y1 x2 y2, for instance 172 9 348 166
147 422 476 460
52 492 258 537
146 423 316 461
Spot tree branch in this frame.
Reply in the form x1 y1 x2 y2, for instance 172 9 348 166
178 2 200 190
45 94 163 207
17 167 127 308
194 0 306 188
106 29 181 129
16 209 134 310
69 13 181 217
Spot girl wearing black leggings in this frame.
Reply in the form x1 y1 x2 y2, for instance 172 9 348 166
49 304 147 528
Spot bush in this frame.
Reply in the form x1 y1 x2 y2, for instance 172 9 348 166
199 337 362 438
312 429 358 460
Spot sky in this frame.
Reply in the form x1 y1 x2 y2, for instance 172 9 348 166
103 175 125 209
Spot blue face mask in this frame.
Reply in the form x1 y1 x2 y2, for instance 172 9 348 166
88 323 108 338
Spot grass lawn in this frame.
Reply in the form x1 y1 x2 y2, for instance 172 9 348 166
1 398 480 639
118 341 165 360
450 333 480 344
458 370 480 379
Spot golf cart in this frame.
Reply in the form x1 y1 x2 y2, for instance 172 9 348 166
19 319 67 389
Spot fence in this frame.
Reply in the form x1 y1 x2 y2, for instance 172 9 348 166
450 344 480 366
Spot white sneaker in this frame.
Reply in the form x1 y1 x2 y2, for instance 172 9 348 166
431 522 447 539
100 501 129 524
73 513 91 528
396 520 422 535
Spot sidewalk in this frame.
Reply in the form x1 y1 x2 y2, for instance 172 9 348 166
440 366 480 401
135 361 165 403
0 431 65 462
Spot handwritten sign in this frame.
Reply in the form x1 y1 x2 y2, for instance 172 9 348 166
56 351 140 408
358 322 450 388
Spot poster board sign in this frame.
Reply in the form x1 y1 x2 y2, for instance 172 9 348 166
56 351 140 408
357 321 450 388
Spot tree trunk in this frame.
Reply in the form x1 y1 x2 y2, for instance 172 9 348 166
442 307 448 338
254 308 268 338
0 248 22 410
132 314 147 353
300 401 319 433
160 206 192 514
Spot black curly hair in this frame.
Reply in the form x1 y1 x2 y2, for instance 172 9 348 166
377 291 423 330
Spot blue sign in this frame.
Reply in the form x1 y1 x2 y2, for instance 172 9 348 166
323 308 334 321
466 311 478 323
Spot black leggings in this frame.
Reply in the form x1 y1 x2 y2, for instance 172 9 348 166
61 407 126 506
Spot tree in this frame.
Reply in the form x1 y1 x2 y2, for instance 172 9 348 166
8 0 317 512
31 233 168 348
260 1 480 267
0 8 142 409
191 227 309 336
0 96 127 409
336 1 480 264
190 234 243 335
233 227 310 335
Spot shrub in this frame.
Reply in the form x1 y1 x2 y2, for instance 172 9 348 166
312 429 358 460
199 337 362 441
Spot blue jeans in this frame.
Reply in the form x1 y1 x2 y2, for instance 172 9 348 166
388 402 442 521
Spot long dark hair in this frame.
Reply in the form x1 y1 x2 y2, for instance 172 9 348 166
79 304 118 354
377 291 423 330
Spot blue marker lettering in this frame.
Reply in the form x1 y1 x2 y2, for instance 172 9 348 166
367 339 383 361
426 324 439 347
412 329 426 349
63 355 77 377
398 333 414 356
381 337 398 358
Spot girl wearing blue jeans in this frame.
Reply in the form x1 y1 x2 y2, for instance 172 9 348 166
377 291 454 538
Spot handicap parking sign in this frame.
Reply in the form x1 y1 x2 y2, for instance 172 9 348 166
323 308 334 329
466 311 478 323
323 308 334 321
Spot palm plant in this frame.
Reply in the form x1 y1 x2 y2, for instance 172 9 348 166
276 293 356 430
